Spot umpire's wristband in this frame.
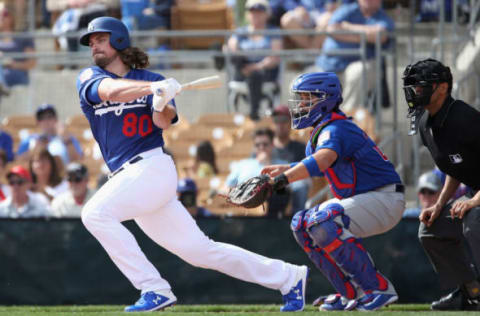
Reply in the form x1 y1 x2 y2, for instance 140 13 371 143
273 173 289 192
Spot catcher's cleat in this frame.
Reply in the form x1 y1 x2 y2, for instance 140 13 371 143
280 265 308 312
356 292 398 311
124 290 177 312
312 294 329 307
319 294 357 311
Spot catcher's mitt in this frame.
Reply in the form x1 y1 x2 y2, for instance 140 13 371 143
225 175 273 209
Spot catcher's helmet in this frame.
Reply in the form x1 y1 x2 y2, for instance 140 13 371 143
402 58 452 135
288 72 342 129
80 17 130 51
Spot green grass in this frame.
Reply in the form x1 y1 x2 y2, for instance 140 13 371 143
0 304 477 316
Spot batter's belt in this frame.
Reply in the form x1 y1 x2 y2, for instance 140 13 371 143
109 147 164 179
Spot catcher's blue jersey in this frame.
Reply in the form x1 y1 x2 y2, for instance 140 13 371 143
306 112 401 199
76 66 177 172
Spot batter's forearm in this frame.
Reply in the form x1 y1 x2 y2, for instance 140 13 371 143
98 78 153 102
152 104 176 129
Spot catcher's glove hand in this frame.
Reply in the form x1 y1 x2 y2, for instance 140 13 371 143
225 175 273 209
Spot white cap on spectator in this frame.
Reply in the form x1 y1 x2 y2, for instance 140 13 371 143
417 171 442 193
246 0 270 13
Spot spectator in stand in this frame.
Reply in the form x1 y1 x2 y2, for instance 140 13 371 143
17 104 83 165
52 162 94 217
0 3 36 95
226 0 282 120
404 169 469 219
0 165 51 218
120 0 173 31
281 0 345 49
271 105 310 212
224 127 290 218
0 128 14 162
313 0 394 112
177 178 214 218
49 0 120 52
184 140 219 179
267 0 300 27
416 170 443 212
0 150 10 201
29 148 68 201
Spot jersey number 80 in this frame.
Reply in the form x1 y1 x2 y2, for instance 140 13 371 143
122 113 153 137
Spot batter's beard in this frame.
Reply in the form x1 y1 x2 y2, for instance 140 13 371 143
93 52 117 68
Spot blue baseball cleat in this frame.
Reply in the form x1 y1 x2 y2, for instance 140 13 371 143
356 292 398 311
280 265 308 312
319 293 358 311
124 290 177 312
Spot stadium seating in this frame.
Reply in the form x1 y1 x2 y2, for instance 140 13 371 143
170 0 234 49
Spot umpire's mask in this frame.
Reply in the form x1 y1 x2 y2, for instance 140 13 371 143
402 58 452 135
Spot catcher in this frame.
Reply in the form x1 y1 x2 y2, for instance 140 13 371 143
230 72 406 311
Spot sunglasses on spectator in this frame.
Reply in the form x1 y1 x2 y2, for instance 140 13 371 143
68 176 84 183
254 142 271 148
37 113 56 121
8 179 26 186
419 188 436 195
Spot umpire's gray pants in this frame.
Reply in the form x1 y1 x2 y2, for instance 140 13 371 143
418 197 480 290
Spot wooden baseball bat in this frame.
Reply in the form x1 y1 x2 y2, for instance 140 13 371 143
181 75 222 91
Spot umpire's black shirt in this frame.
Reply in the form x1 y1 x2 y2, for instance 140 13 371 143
419 95 480 191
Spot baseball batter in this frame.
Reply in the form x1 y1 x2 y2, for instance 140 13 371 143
262 72 405 311
76 17 307 313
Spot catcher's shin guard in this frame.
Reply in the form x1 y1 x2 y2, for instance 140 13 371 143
291 210 358 299
306 203 388 293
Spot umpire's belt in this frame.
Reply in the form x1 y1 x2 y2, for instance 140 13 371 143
375 183 405 193
109 147 164 179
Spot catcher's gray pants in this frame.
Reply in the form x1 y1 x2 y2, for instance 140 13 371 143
418 197 480 290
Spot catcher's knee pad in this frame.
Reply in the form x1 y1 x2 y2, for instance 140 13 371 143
307 203 386 293
291 207 358 299
291 210 307 232
305 203 351 246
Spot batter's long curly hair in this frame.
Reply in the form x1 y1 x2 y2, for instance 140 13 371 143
119 47 150 69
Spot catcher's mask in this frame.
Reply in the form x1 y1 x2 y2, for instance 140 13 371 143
402 58 452 135
288 72 342 130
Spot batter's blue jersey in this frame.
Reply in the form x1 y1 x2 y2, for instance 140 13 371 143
76 66 177 172
306 112 401 199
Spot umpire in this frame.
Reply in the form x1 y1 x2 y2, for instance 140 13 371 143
403 58 480 310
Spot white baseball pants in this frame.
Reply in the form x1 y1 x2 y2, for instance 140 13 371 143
81 148 300 294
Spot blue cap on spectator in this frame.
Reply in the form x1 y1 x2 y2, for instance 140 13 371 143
178 178 197 193
417 170 442 193
36 103 57 120
246 0 270 12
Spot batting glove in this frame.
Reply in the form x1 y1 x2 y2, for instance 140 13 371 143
150 78 182 112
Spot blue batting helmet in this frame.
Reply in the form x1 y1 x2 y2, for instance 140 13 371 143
79 17 130 51
288 72 343 129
